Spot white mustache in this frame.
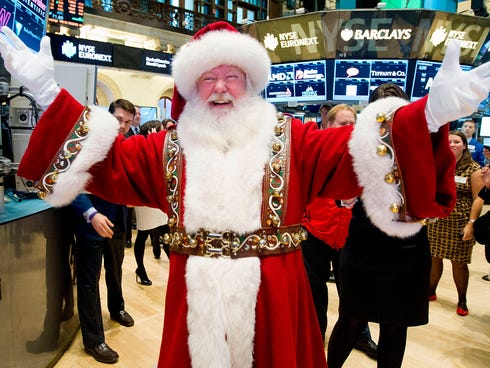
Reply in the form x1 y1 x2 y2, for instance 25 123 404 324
206 92 235 104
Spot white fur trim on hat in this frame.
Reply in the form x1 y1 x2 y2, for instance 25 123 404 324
349 97 423 238
43 106 119 206
172 30 271 100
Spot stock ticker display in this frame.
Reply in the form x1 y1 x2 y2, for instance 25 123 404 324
0 0 49 52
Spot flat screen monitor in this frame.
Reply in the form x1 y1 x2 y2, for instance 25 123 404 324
49 0 84 27
333 59 409 102
265 60 327 103
140 106 158 124
480 116 490 137
410 60 472 101
1 0 50 52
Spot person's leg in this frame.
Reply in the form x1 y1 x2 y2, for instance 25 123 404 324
134 230 152 285
327 313 367 368
150 228 161 259
76 238 105 348
302 232 333 341
429 257 443 298
377 322 407 368
452 260 470 315
134 230 149 272
104 235 125 315
125 207 134 248
160 224 170 258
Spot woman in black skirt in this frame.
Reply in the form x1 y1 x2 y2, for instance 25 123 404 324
327 84 431 368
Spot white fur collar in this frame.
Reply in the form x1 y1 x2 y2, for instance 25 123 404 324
177 97 277 233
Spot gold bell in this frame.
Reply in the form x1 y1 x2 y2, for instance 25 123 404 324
274 125 283 136
189 238 197 247
272 162 282 173
384 172 396 184
272 142 282 152
389 203 401 213
300 230 308 241
37 190 46 199
168 218 176 227
77 124 89 135
376 112 386 123
377 144 388 156
270 215 280 226
165 171 173 180
163 233 171 244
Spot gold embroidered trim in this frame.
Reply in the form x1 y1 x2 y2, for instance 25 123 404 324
36 107 91 199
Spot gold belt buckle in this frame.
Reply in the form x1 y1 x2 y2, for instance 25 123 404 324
204 231 231 258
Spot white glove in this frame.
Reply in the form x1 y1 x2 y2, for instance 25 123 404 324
425 40 490 132
0 26 60 109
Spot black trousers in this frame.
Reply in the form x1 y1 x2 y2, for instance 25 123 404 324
302 231 341 340
75 232 125 348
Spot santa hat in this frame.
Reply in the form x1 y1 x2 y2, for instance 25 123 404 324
171 21 271 120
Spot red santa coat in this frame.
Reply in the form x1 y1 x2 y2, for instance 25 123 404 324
18 90 455 367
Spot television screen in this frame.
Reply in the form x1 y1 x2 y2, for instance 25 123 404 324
333 59 409 101
265 60 327 103
49 0 84 27
140 106 158 124
1 0 50 52
410 60 472 101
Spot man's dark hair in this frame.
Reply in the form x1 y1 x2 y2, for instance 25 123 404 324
369 83 409 103
140 120 163 137
108 99 136 115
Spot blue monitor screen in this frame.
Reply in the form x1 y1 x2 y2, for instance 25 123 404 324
140 106 158 124
266 60 327 103
410 60 472 101
333 59 409 101
1 0 49 52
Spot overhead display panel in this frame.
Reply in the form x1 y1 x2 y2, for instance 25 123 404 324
265 60 327 103
244 13 326 64
49 0 84 27
333 59 408 102
247 9 490 66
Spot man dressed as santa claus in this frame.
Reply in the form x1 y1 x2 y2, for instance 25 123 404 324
1 21 490 368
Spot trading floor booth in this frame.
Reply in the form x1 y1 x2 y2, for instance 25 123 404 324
0 200 78 368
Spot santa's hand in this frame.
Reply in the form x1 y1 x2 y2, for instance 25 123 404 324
0 26 60 109
425 40 490 132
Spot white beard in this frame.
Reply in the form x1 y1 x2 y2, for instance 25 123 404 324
177 95 278 233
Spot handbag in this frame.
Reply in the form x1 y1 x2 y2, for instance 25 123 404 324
473 211 490 245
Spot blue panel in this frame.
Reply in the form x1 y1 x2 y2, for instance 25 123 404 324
423 0 457 12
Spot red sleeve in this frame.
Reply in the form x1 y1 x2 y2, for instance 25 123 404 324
393 96 456 219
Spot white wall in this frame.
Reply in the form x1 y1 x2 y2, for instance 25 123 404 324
96 67 174 109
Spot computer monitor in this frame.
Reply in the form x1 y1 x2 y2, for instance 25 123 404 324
265 60 328 103
333 59 409 102
410 60 472 101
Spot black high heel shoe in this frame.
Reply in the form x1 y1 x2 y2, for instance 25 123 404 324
135 269 152 286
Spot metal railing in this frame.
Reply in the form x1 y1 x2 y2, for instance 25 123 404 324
86 0 238 34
